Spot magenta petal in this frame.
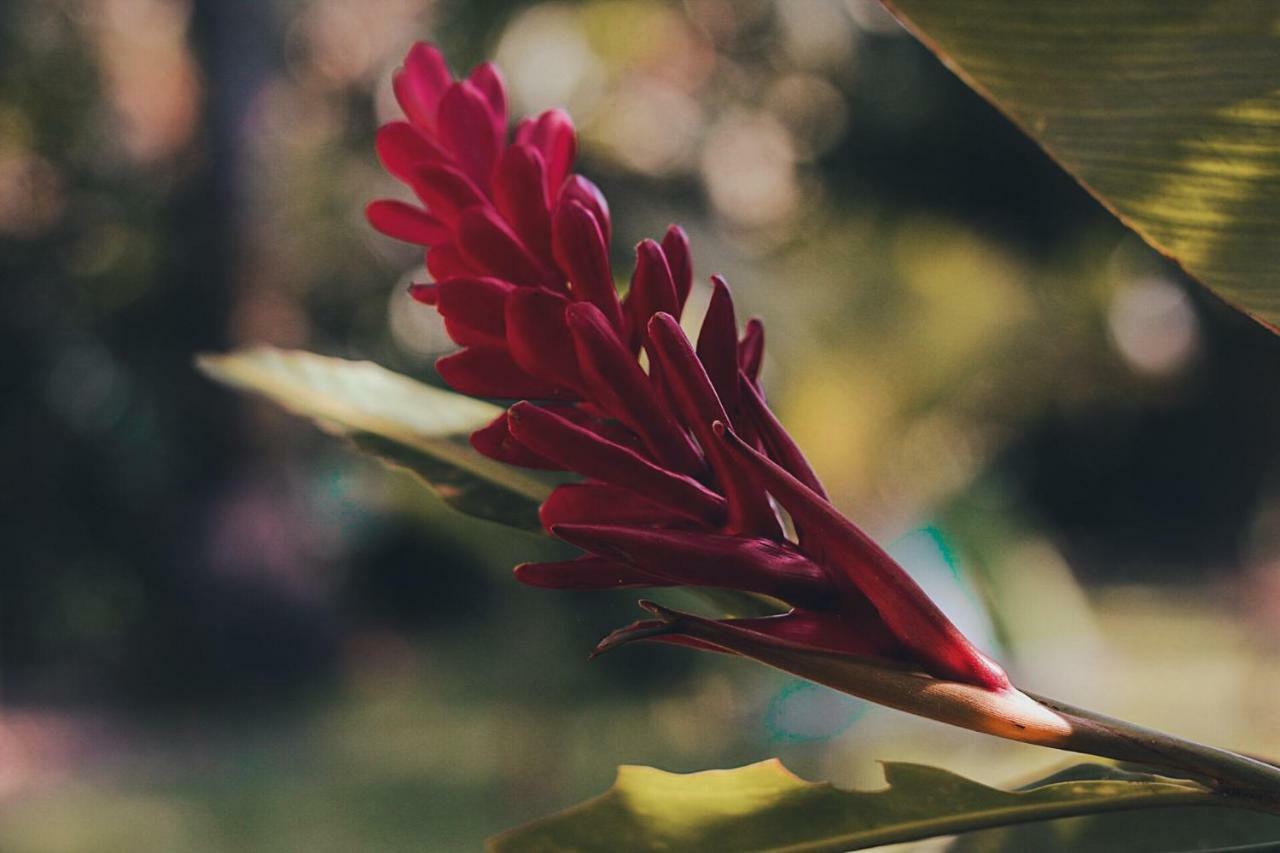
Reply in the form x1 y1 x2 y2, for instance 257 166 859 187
507 402 726 523
394 42 453 131
433 277 513 348
493 145 554 267
516 556 668 590
551 524 836 609
647 313 780 538
661 225 693 312
408 282 437 305
739 318 765 382
366 200 450 246
505 289 582 392
436 347 574 400
539 483 700 530
470 412 557 469
410 163 487 227
712 422 1009 690
517 109 576 198
552 405 648 456
697 276 741 411
625 239 679 351
466 61 508 142
738 374 826 500
437 81 500 189
375 121 449 184
565 302 703 476
553 201 624 330
457 206 551 287
559 175 611 246
426 243 482 280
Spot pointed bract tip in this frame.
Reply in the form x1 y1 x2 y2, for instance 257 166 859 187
590 615 676 659
408 283 438 305
637 599 681 621
646 311 681 336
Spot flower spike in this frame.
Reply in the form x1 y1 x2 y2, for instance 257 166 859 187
368 41 1014 720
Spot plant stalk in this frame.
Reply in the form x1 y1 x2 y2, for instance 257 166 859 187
1030 692 1280 814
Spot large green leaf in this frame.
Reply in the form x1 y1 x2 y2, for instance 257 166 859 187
487 759 1236 852
948 792 1280 852
883 0 1280 331
196 348 554 531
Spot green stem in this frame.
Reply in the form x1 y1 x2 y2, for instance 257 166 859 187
1033 692 1280 814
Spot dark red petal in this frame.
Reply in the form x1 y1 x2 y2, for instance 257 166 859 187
559 175 611 246
565 302 703 476
661 225 693 313
712 421 1010 690
625 239 679 351
552 406 647 455
539 483 700 530
470 412 557 469
466 61 508 141
426 243 482 280
738 374 827 500
739 318 765 382
551 524 835 609
437 81 500 189
515 556 665 590
409 163 487 227
376 121 450 184
697 276 741 411
457 205 552 288
517 109 576 197
436 347 575 400
507 402 725 523
553 201 624 330
647 313 780 538
505 289 582 392
366 199 450 246
493 145 554 267
434 277 513 347
394 42 453 131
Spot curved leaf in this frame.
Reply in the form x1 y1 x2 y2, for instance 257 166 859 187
946 794 1280 852
197 348 554 531
487 759 1226 853
883 0 1280 331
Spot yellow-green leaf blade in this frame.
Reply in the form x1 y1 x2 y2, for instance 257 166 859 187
884 0 1280 330
196 348 554 531
488 760 1226 853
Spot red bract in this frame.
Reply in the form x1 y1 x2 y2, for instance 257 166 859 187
368 43 1011 694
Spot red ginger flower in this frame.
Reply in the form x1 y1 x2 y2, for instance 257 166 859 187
367 43 1011 697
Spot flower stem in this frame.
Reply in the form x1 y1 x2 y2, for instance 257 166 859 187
1031 693 1280 814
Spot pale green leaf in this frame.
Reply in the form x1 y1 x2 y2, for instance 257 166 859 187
883 0 1280 331
196 347 555 531
487 759 1227 853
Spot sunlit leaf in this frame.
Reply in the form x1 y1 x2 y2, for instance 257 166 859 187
487 759 1226 852
196 348 554 531
883 0 1280 331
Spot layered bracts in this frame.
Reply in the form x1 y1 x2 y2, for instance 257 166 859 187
368 42 1011 699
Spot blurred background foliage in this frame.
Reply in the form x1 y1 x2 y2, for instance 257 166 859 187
2 0 1280 850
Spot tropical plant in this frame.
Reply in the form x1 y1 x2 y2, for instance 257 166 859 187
201 6 1280 849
